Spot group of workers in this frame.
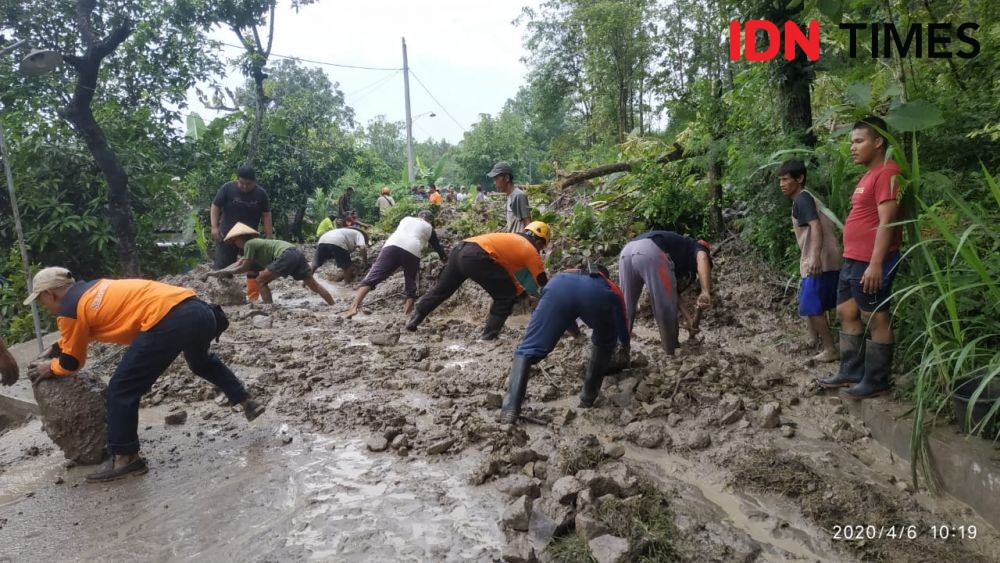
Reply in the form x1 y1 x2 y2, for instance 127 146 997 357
0 115 903 483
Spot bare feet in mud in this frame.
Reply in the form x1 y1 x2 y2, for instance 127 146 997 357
809 347 838 363
344 306 359 319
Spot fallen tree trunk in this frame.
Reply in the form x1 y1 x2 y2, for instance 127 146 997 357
554 142 686 190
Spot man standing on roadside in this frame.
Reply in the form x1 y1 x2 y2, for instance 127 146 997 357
0 334 18 386
818 116 902 400
210 165 272 301
778 159 841 364
488 162 531 232
376 187 395 219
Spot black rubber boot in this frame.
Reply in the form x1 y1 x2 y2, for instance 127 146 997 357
658 323 678 355
500 355 534 424
480 313 506 341
405 308 428 332
818 332 865 389
579 346 613 407
841 340 893 400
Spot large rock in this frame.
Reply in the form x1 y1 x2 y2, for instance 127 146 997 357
624 420 668 449
575 512 610 541
205 277 246 306
760 402 781 429
577 461 637 498
528 497 575 552
588 535 629 563
551 475 585 505
503 495 533 531
502 533 537 563
495 474 542 500
32 371 107 465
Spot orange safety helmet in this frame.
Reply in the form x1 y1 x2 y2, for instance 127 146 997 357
381 187 391 195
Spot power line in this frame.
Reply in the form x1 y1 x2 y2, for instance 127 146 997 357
409 70 467 134
347 71 401 104
218 41 402 71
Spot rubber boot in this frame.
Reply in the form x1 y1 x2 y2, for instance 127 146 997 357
817 332 865 389
841 340 893 400
579 346 613 407
480 313 506 341
405 308 428 332
659 323 678 355
500 355 534 424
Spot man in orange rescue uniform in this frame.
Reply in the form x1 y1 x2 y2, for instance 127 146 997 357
406 222 551 340
25 267 265 483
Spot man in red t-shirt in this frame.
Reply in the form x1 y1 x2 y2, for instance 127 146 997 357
819 116 902 400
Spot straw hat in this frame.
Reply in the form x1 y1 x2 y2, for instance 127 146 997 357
223 222 259 242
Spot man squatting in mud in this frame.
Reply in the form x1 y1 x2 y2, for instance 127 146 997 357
500 263 630 423
345 210 448 319
23 267 265 482
618 230 713 354
312 225 369 284
208 223 335 306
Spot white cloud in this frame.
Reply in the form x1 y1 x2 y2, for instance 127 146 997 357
186 0 539 144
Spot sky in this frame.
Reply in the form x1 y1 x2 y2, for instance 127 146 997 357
186 0 540 145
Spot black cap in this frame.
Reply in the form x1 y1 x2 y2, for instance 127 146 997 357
487 162 513 178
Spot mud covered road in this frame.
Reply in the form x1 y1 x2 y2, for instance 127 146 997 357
2 243 999 562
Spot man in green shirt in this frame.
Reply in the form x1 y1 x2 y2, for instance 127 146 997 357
209 223 334 305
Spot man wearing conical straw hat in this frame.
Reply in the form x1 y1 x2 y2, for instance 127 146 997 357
209 223 334 306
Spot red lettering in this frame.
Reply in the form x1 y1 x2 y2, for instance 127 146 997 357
745 20 780 61
785 20 820 60
729 21 742 61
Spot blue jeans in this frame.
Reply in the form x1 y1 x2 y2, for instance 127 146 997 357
107 299 249 455
515 272 628 360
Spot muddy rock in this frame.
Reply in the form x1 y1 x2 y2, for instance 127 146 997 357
551 475 585 505
501 534 537 563
641 401 671 418
204 277 246 306
366 436 389 452
759 402 781 429
687 430 711 450
577 462 637 498
502 495 533 531
426 437 456 455
495 474 541 500
251 314 273 329
485 392 503 409
32 371 108 465
781 425 796 438
369 331 400 346
601 442 625 459
539 385 559 401
164 410 188 425
390 434 409 450
509 448 539 466
624 420 668 449
575 511 610 541
588 534 629 563
409 346 430 361
555 408 576 426
704 522 762 562
529 496 576 550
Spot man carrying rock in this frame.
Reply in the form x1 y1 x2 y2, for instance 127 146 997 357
209 223 335 305
23 267 265 482
210 165 272 301
779 158 841 363
500 263 630 423
819 116 902 400
406 223 551 340
313 226 369 284
619 230 713 354
488 162 531 233
345 210 447 319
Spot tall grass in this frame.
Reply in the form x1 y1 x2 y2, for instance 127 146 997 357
888 131 1000 489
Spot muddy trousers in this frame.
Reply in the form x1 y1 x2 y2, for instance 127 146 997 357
361 245 421 298
107 299 249 455
618 238 679 352
515 272 623 360
414 242 517 321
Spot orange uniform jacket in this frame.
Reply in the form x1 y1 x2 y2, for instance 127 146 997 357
50 280 195 376
465 233 546 295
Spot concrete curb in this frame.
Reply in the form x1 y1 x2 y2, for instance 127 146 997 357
846 398 1000 531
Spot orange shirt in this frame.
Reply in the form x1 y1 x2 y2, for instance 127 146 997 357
466 233 545 295
429 192 443 205
50 279 195 376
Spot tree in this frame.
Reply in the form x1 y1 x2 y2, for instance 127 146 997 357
1 0 220 275
455 110 533 186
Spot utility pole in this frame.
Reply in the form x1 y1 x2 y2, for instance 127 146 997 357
402 37 415 184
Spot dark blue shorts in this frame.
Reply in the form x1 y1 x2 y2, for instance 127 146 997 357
799 271 839 317
836 253 901 313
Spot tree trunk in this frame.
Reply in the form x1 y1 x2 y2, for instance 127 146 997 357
63 13 139 276
555 142 686 190
290 207 306 241
708 158 724 236
246 68 266 166
776 3 816 147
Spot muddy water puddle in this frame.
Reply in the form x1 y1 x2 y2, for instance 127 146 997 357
1 422 503 562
